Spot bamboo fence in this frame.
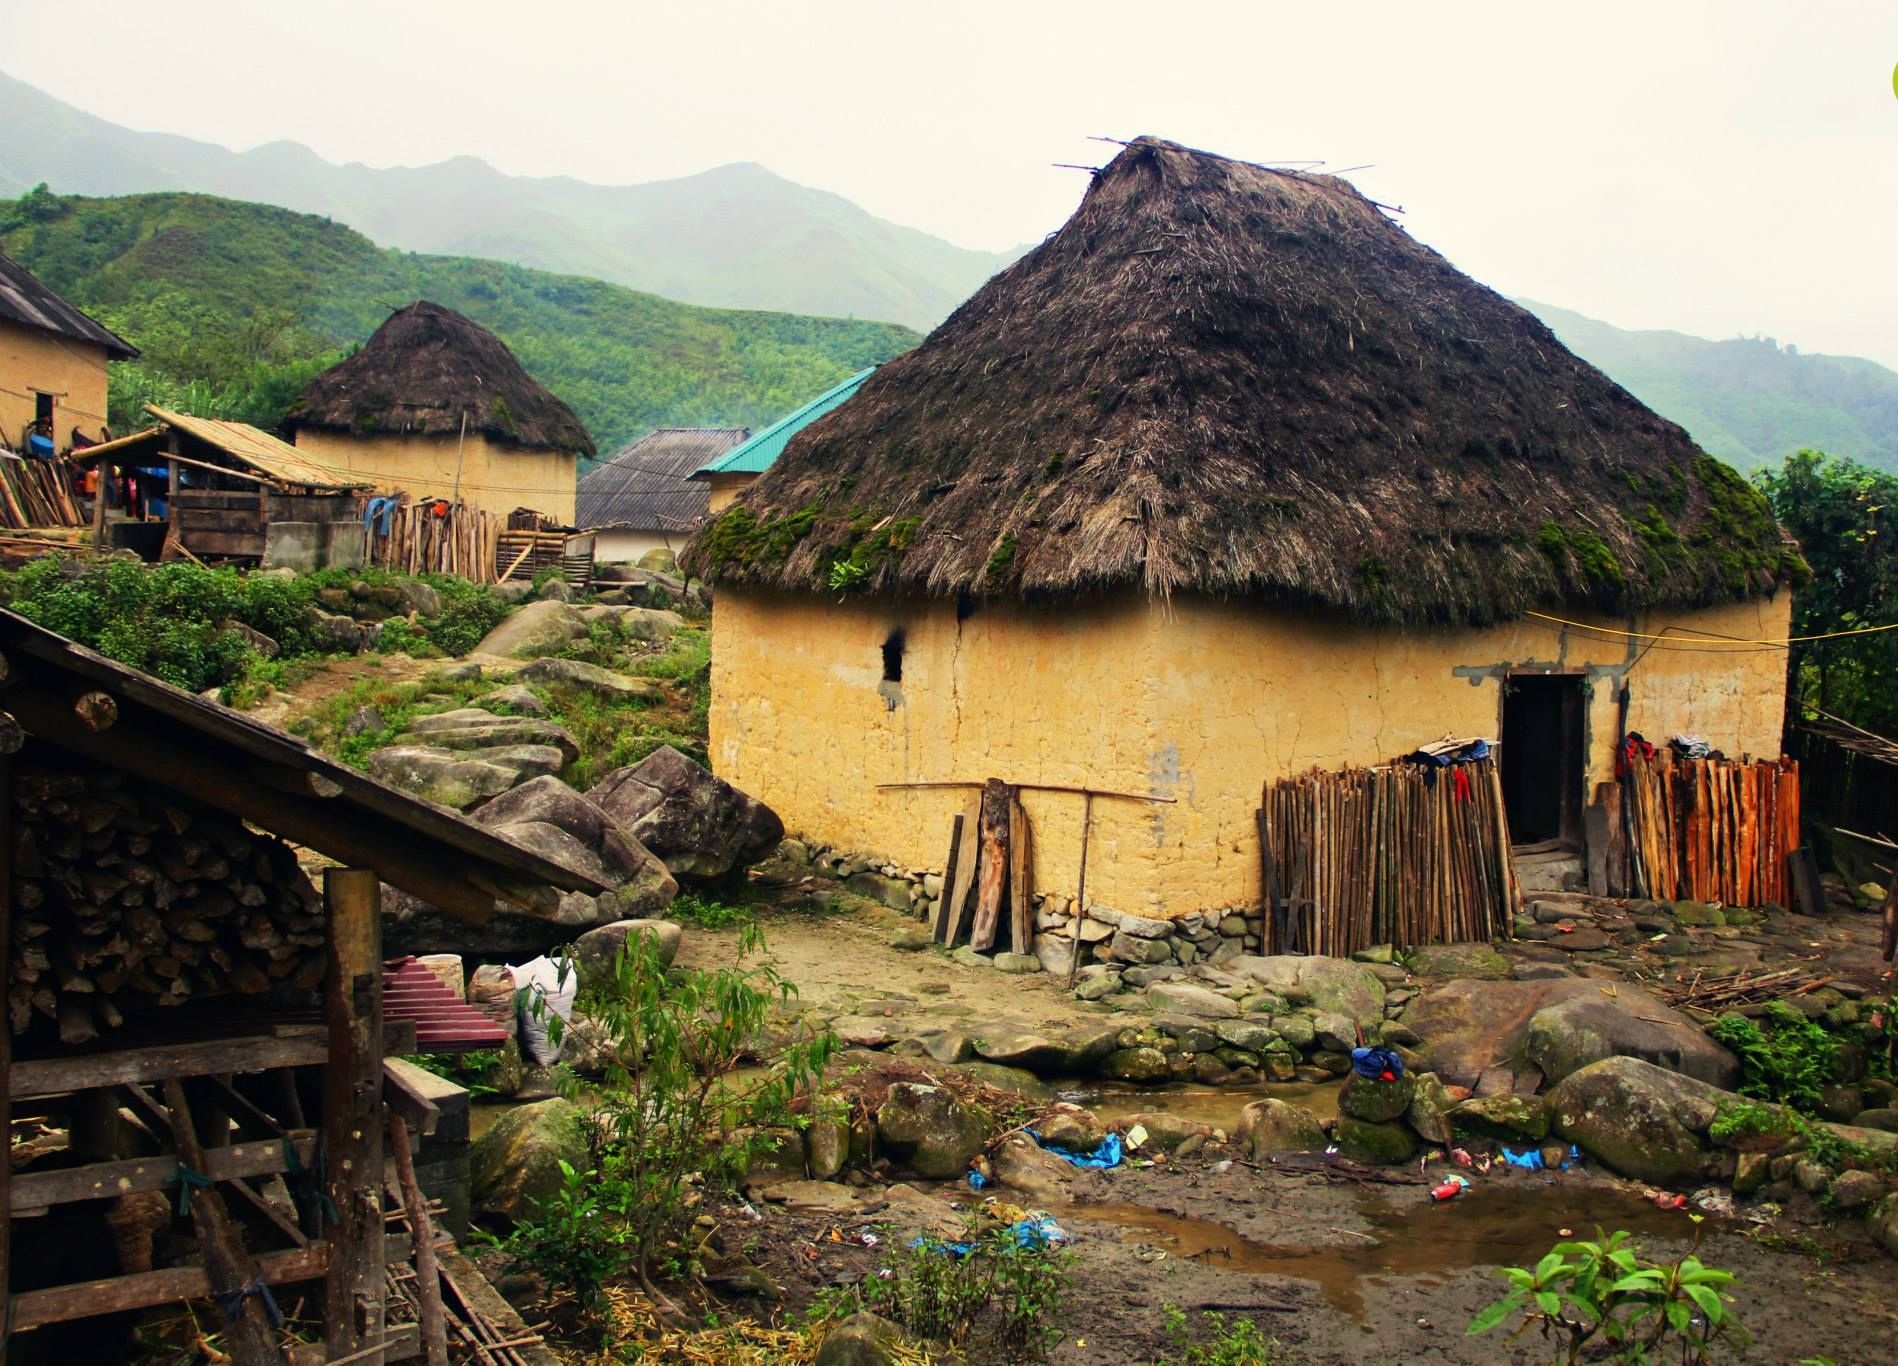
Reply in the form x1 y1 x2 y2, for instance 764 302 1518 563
1611 752 1799 907
0 455 87 529
1261 758 1519 956
366 498 500 583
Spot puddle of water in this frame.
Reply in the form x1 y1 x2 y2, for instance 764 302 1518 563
1062 1182 1703 1319
1054 1080 1341 1134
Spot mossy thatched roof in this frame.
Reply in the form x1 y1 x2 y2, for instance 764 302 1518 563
684 137 1794 625
284 301 594 456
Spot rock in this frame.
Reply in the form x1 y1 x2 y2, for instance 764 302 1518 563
435 660 481 682
343 705 385 737
845 872 914 911
1854 1108 1898 1134
557 1014 623 1074
1548 1057 1728 1184
1338 1073 1414 1124
1214 1019 1277 1052
990 1133 1074 1202
832 1016 901 1048
1231 955 1385 1021
1333 1116 1416 1165
220 619 279 658
1235 1098 1328 1156
806 1116 850 1180
1671 900 1726 927
1120 1112 1211 1153
1110 932 1174 965
871 1184 966 1242
366 746 538 809
971 1024 1119 1075
992 952 1041 974
537 578 576 603
1099 1046 1170 1082
475 599 589 656
762 1179 862 1216
396 711 581 766
475 776 677 911
957 1062 1052 1100
637 548 679 573
1406 978 1735 1090
1550 927 1612 952
517 656 664 699
468 1098 587 1221
914 1028 975 1065
1407 1072 1458 1145
612 607 685 642
1034 935 1079 977
310 608 368 652
1272 1014 1316 1049
1038 1106 1106 1154
890 927 933 952
1408 942 1511 980
1148 981 1240 1018
1816 1085 1864 1124
1870 1194 1898 1258
876 1083 989 1179
1451 1094 1551 1141
1828 1169 1887 1213
481 684 549 716
1112 912 1173 939
588 747 783 880
1310 1011 1357 1054
816 1312 911 1366
572 918 683 988
1732 1150 1770 1196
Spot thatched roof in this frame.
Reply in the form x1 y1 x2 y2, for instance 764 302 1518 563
578 427 747 532
284 301 595 457
0 251 137 360
684 138 1796 625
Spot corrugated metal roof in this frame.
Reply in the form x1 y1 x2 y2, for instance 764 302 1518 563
691 369 874 479
577 427 747 531
0 252 139 360
146 404 371 490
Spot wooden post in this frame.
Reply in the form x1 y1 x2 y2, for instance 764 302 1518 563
942 798 983 948
929 812 967 945
1007 793 1033 955
0 757 10 1366
1063 792 1097 989
322 868 385 1361
388 1114 448 1366
969 779 1011 952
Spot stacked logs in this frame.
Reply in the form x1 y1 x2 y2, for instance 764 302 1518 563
1609 752 1799 906
9 762 327 1043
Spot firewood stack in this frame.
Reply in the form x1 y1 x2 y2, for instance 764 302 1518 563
9 760 328 1044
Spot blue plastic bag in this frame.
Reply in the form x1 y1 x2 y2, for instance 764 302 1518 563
1026 1128 1124 1170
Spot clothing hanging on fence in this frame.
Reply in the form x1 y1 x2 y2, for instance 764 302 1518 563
363 496 399 537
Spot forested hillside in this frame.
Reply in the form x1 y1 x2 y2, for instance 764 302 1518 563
0 186 919 454
1523 300 1898 476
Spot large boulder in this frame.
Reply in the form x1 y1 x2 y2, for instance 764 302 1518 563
474 776 679 915
816 1313 910 1366
365 746 541 809
1235 1098 1328 1157
1404 978 1734 1090
469 1097 588 1221
875 1083 989 1179
971 1024 1120 1075
587 746 782 880
1408 942 1511 980
475 599 589 657
572 918 683 989
1338 1073 1414 1124
1230 955 1385 1022
396 710 580 767
517 656 663 699
1547 1057 1728 1185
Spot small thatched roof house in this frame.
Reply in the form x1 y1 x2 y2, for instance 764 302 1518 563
578 426 748 564
284 301 593 524
686 137 1799 925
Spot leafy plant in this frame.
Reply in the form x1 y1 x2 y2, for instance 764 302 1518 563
1158 1304 1283 1365
855 1217 1072 1361
667 891 754 930
1708 1002 1839 1111
503 1155 636 1310
401 1049 502 1099
1468 1222 1744 1364
524 926 838 1314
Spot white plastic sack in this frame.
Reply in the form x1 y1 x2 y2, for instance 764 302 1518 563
509 954 577 1066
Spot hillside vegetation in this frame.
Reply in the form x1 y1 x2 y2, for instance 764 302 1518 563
1523 301 1898 476
0 186 919 454
1 70 1017 330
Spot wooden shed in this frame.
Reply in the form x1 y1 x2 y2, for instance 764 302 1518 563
72 404 372 569
0 606 606 1360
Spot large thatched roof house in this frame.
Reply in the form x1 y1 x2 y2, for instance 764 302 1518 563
578 426 748 564
284 301 593 524
684 137 1799 922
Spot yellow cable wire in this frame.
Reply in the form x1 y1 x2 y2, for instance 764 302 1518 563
1525 609 1898 646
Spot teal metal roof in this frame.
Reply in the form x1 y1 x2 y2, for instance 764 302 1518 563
691 368 875 479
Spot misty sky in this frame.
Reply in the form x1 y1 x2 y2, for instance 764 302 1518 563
6 1 1897 367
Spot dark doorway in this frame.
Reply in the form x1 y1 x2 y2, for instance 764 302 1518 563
1501 673 1586 845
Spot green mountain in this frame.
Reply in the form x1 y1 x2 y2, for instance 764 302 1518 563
0 187 919 455
1521 300 1898 476
0 71 1017 330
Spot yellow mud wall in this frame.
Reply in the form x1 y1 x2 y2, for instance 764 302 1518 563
707 472 755 514
0 323 112 450
294 430 576 523
595 528 684 564
709 588 1793 919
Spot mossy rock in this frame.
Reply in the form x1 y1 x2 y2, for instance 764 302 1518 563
1333 1116 1417 1165
1451 1094 1551 1142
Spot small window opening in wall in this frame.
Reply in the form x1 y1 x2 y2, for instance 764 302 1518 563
33 392 54 433
881 627 906 682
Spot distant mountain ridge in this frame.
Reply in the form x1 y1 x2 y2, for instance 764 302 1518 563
0 70 1018 330
1520 300 1898 476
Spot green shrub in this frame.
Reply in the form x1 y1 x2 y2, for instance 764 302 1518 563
856 1217 1072 1360
1707 1002 1839 1111
1158 1305 1284 1365
668 891 753 930
1469 1222 1743 1364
